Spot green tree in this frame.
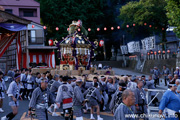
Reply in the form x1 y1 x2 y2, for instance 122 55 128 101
119 0 168 49
166 0 180 38
36 0 105 41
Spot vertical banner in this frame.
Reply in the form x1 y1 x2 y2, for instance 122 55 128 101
120 45 128 54
141 36 156 50
16 32 22 70
127 41 135 53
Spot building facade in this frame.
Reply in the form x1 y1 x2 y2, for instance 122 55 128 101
0 0 40 24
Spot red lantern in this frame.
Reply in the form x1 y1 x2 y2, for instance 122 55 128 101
97 28 100 31
163 51 165 54
99 40 104 47
154 51 157 55
144 23 147 26
32 25 35 28
149 25 152 28
133 24 135 26
48 39 53 46
158 50 161 54
147 52 150 55
111 27 114 30
56 27 59 31
162 28 165 31
67 28 69 31
151 51 153 54
126 25 129 28
117 26 120 29
167 50 170 53
104 27 107 31
78 28 81 31
43 26 47 29
88 28 91 31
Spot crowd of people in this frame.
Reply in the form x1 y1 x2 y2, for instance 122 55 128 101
0 65 180 120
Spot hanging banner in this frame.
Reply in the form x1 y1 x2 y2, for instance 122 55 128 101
141 36 155 50
127 41 140 53
127 41 135 53
120 45 128 54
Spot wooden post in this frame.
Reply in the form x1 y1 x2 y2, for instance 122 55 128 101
26 29 29 68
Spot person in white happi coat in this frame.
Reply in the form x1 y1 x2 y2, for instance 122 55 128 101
1 73 22 120
0 71 7 113
56 76 74 120
28 78 55 120
26 69 35 100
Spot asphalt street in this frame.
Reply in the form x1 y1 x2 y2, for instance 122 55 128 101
0 68 167 120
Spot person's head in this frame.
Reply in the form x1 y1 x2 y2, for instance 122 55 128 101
163 65 166 69
46 71 50 76
154 66 158 70
137 80 143 88
21 68 25 73
40 78 48 90
59 75 63 82
168 84 177 92
131 75 138 83
62 76 68 82
54 75 59 81
94 82 98 88
25 69 29 75
101 76 106 82
76 79 83 87
148 75 152 80
41 73 46 78
174 74 178 79
141 75 146 81
93 77 98 83
14 73 21 83
168 74 173 80
67 77 73 84
28 69 32 75
0 72 3 78
175 79 180 85
108 77 113 83
176 67 179 71
36 72 41 78
119 82 127 91
122 89 135 107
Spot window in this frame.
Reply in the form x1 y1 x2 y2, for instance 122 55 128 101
19 8 37 17
5 9 13 14
31 30 36 42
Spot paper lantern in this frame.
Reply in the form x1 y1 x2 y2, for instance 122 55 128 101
32 25 35 28
97 28 100 31
43 26 47 29
88 28 91 31
104 27 107 31
154 51 157 55
117 26 120 29
163 51 165 54
56 27 59 31
158 50 161 54
144 23 147 26
67 28 69 31
111 27 114 30
78 28 81 31
167 50 170 53
48 39 53 46
151 51 153 54
149 25 152 28
133 24 135 26
99 40 104 47
162 28 165 31
147 52 150 55
126 25 129 28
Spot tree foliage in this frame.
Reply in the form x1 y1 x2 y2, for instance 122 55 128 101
166 0 180 38
119 0 168 49
36 0 106 40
